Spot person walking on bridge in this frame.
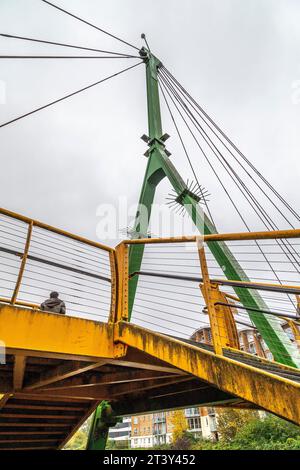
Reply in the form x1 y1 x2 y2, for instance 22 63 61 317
40 291 66 314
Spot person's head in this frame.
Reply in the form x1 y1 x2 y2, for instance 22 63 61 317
50 291 59 299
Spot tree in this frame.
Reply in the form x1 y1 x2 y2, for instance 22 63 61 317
170 410 188 443
234 414 300 449
63 415 92 450
169 410 196 450
191 414 300 450
63 429 87 450
216 408 259 441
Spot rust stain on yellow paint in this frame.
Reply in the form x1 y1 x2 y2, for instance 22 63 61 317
116 321 300 425
0 305 115 359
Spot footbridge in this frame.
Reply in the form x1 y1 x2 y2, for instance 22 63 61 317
1 208 300 450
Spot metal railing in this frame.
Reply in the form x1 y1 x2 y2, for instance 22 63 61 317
119 230 300 365
1 206 300 365
0 207 115 322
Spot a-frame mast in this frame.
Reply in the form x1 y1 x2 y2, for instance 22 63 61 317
129 47 300 368
87 46 300 451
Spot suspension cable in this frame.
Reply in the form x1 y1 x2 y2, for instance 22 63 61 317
0 55 139 60
161 65 300 223
0 33 139 57
41 0 139 51
158 80 216 227
161 68 297 229
158 73 299 310
158 71 300 270
0 61 143 129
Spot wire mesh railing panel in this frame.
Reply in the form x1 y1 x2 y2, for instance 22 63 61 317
29 227 111 280
20 258 111 321
0 210 113 322
0 214 26 299
207 239 300 364
211 240 300 312
128 235 300 364
0 251 22 300
131 242 209 339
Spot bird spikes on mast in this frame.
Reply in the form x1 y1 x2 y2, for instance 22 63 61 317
166 180 210 217
119 226 153 239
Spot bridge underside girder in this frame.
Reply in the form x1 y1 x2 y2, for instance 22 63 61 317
0 304 300 450
115 322 300 424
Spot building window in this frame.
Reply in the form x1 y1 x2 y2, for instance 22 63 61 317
209 416 217 432
185 408 200 417
188 417 201 430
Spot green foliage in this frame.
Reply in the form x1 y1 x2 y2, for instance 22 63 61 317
216 408 259 441
106 439 130 450
63 429 87 450
171 431 196 450
153 443 171 450
63 415 92 450
170 410 188 443
190 414 300 450
233 414 300 450
169 410 197 450
63 409 300 451
105 440 117 450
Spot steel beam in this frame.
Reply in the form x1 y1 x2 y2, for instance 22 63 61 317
116 322 300 425
13 355 26 391
0 305 116 362
24 360 107 390
114 388 238 416
35 370 181 391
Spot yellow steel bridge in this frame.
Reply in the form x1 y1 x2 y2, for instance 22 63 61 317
1 0 300 453
0 207 300 450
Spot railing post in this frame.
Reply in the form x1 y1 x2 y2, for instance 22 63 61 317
108 250 117 323
197 237 240 355
253 333 266 358
197 240 223 355
286 320 300 351
241 331 250 352
111 242 129 359
108 243 129 324
115 242 129 323
296 295 300 316
11 222 33 305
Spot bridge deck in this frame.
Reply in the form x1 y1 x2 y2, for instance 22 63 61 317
1 304 300 450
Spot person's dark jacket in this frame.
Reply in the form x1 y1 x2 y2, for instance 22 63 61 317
40 298 66 314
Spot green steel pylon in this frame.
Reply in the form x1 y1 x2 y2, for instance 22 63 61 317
128 47 300 368
86 401 119 450
87 46 300 451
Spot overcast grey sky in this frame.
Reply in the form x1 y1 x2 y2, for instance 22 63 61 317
0 0 299 246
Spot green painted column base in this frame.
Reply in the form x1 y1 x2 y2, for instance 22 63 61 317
86 401 119 450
